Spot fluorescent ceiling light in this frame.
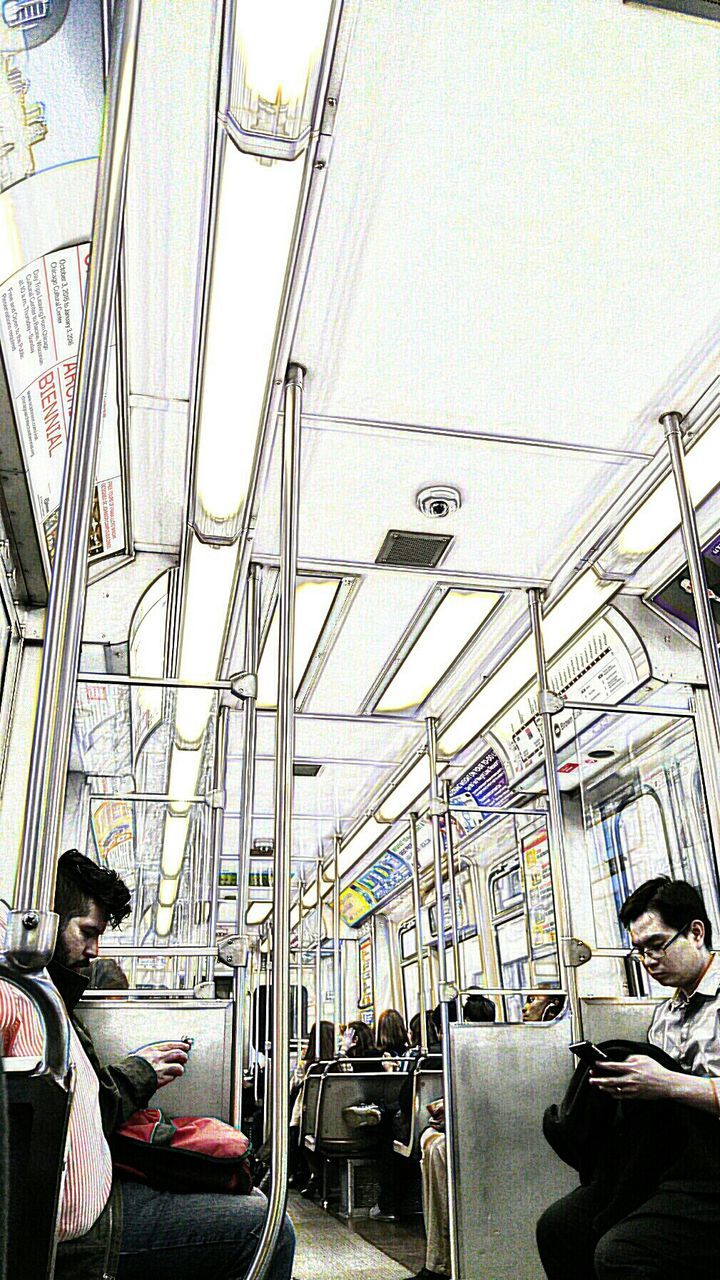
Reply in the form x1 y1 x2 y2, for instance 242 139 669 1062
175 537 238 745
440 572 618 756
160 813 191 879
195 146 304 531
155 905 174 938
229 0 332 159
167 745 203 818
256 578 340 708
375 589 501 713
618 419 720 555
247 903 273 925
158 877 179 908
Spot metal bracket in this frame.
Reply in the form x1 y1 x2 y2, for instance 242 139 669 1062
539 689 564 715
562 937 593 968
207 787 226 810
229 671 258 700
4 909 59 971
427 798 445 818
217 934 250 968
438 981 459 1003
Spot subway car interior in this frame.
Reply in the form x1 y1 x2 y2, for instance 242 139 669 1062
2 1 720 1278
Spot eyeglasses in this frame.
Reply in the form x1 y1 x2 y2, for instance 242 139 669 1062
628 921 692 963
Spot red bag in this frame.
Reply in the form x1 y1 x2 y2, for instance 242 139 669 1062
111 1109 254 1194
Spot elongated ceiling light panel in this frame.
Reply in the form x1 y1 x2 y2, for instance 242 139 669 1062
256 577 340 708
375 589 501 713
229 0 333 159
195 147 305 535
247 903 273 925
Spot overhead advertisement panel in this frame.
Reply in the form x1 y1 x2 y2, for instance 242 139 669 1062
487 609 650 789
0 242 124 567
0 0 103 196
448 747 514 840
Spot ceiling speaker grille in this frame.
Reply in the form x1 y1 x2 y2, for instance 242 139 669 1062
375 529 453 569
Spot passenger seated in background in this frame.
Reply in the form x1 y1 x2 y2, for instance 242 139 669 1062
336 1019 384 1070
537 877 720 1280
88 957 129 990
522 991 566 1022
1 850 295 1280
288 1020 334 1188
377 1008 409 1069
410 995 496 1280
408 1009 441 1054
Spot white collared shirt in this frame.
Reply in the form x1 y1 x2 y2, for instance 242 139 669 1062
648 952 720 1077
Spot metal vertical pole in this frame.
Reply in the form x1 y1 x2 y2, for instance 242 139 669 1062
662 412 720 747
230 566 260 1126
315 853 323 1058
333 835 342 1043
409 812 428 1054
425 717 460 1279
208 707 229 979
442 779 463 1021
14 0 142 935
527 589 579 1031
253 947 263 1104
245 364 302 1280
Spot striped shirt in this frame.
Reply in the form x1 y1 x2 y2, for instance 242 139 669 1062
0 978 113 1240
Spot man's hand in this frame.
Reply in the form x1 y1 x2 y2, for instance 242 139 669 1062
133 1040 189 1089
589 1055 677 1101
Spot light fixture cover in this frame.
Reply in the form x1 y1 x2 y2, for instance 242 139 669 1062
227 0 333 160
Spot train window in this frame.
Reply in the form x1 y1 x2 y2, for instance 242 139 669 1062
400 924 417 959
495 914 530 1023
576 705 720 978
490 864 524 915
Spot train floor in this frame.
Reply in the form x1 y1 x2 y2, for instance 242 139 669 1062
288 1190 426 1279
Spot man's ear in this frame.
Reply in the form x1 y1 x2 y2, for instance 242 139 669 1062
689 919 706 946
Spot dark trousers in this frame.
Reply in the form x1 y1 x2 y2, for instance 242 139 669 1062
537 1181 720 1280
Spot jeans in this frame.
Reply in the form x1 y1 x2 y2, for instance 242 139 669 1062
117 1182 295 1280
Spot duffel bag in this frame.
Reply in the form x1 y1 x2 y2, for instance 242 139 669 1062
111 1109 253 1194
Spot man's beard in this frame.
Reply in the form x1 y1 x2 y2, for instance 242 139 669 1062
54 930 89 972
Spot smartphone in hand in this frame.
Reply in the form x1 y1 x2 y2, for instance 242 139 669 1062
569 1040 609 1068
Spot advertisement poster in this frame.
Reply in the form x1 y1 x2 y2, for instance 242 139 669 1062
522 827 556 953
91 797 135 876
0 1 103 195
449 747 514 838
0 243 124 566
340 848 414 927
358 933 373 1009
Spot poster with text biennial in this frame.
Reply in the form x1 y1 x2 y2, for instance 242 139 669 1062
0 244 124 566
521 827 556 953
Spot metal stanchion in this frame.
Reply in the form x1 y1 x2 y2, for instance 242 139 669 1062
408 812 428 1054
426 718 460 1279
245 365 302 1280
662 412 720 747
527 589 580 1032
315 852 323 1058
442 780 463 1021
333 834 342 1043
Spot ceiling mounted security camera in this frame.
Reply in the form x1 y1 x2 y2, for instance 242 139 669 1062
416 485 462 518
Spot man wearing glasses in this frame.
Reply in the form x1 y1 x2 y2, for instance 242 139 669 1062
537 876 720 1279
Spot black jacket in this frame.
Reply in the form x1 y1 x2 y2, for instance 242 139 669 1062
49 961 157 1280
543 1038 718 1233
